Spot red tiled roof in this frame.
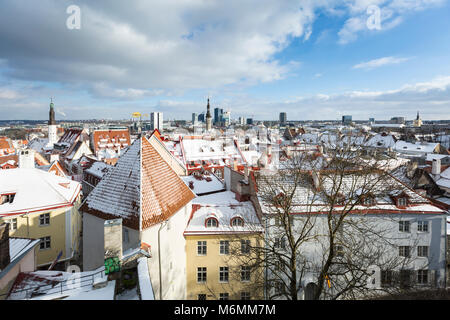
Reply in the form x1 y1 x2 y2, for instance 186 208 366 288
81 136 194 230
92 129 131 154
141 137 195 229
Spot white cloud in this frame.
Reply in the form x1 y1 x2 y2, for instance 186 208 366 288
0 88 21 99
337 0 445 44
353 56 411 69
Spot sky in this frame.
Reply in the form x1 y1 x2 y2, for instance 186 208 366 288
0 0 449 121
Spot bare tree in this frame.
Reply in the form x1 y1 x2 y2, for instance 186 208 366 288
226 135 435 300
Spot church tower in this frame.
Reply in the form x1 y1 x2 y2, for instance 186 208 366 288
47 98 58 147
206 98 212 131
413 110 422 127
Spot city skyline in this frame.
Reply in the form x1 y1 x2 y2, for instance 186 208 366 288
0 1 450 121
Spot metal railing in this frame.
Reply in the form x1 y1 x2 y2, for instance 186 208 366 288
2 268 106 300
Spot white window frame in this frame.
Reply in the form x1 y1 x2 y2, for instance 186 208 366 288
197 241 207 256
219 266 229 283
417 221 429 232
197 267 207 283
219 240 229 255
39 213 50 226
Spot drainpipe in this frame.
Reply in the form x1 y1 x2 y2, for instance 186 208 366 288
158 220 168 300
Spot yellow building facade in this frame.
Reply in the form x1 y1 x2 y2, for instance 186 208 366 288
185 234 264 300
1 197 82 267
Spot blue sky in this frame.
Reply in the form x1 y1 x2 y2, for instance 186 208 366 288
0 0 449 121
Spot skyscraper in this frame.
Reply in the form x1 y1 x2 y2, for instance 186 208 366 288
151 112 163 132
214 108 223 125
279 112 287 124
192 113 198 124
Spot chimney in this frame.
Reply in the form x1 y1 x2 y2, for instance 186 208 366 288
0 223 10 270
18 149 35 169
432 159 441 176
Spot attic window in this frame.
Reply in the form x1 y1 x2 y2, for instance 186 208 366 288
1 193 16 205
361 196 375 206
398 197 408 207
205 217 219 228
231 217 244 227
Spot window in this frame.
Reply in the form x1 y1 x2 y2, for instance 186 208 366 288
241 266 251 282
399 246 410 257
6 218 17 231
334 245 344 258
381 270 393 287
400 270 412 288
231 217 244 227
205 217 218 228
399 221 410 232
241 240 251 254
240 292 251 300
198 294 206 300
275 260 285 272
219 267 229 283
197 267 207 283
219 293 229 300
274 280 284 295
418 246 429 257
123 228 129 243
417 270 428 285
362 196 374 206
219 240 229 255
1 193 15 205
418 221 429 232
39 213 50 226
398 198 407 207
39 236 51 250
274 237 286 249
197 241 207 255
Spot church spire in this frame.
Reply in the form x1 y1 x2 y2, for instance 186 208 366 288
206 98 211 118
49 97 56 125
416 110 420 120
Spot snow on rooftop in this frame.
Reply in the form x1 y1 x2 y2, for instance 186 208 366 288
186 192 262 234
0 168 81 216
9 238 40 263
182 174 225 195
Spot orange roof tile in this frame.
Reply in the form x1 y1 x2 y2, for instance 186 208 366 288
141 137 195 229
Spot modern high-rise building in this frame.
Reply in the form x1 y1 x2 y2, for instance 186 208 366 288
238 117 246 126
198 112 205 123
150 112 163 132
223 111 231 126
279 112 287 124
246 118 253 125
214 108 223 125
192 113 198 124
342 115 352 124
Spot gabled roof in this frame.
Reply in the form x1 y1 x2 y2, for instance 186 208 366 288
0 168 81 216
80 136 195 230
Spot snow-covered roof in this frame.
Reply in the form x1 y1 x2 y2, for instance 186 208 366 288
394 141 439 154
426 154 450 162
182 174 225 195
9 238 40 263
185 191 263 235
0 168 81 216
81 137 195 230
257 171 445 215
85 161 112 179
365 133 396 149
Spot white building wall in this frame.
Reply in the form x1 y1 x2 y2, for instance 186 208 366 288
266 213 447 299
141 202 192 300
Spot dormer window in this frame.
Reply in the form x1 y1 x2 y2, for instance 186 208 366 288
398 197 407 207
205 217 219 228
231 217 244 227
361 195 375 206
1 193 16 205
